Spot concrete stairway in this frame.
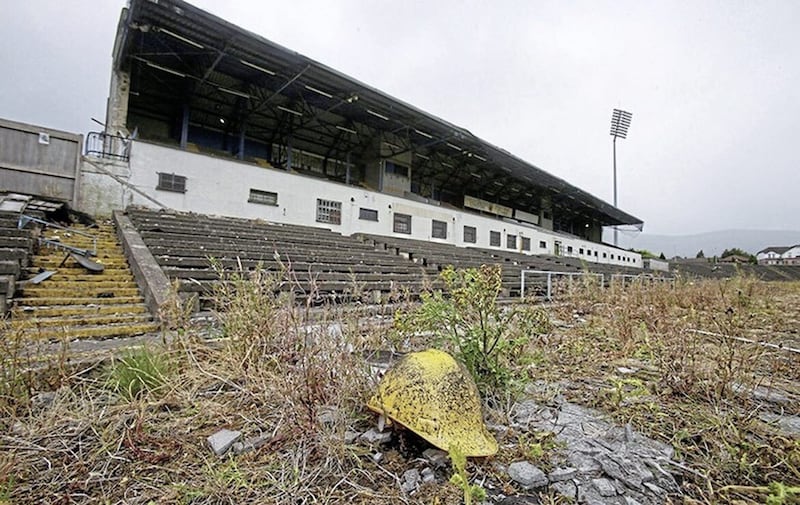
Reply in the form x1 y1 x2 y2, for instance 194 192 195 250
10 221 159 340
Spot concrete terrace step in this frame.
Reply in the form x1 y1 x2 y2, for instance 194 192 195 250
17 321 160 341
12 312 154 329
12 302 149 318
20 286 142 298
12 296 146 307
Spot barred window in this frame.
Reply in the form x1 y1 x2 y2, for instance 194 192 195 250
521 237 531 251
393 213 412 234
248 189 278 206
507 234 517 249
316 198 342 225
489 231 501 247
156 173 186 193
432 220 447 239
463 226 477 244
359 207 378 221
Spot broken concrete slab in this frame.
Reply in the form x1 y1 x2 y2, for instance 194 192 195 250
359 428 392 445
400 468 421 494
507 461 548 490
207 429 241 456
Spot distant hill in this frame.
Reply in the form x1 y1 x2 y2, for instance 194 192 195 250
609 229 800 258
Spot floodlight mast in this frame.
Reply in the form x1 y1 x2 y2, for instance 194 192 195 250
609 108 632 247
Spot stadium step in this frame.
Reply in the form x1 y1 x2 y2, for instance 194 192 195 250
10 221 159 341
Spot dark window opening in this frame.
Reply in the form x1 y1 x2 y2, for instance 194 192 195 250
316 198 342 225
507 234 517 249
489 231 501 247
463 226 477 244
248 188 278 205
521 237 531 251
432 219 447 239
394 213 412 234
156 173 187 193
359 207 378 221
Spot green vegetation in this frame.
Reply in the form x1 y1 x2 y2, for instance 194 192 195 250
395 265 551 399
108 347 172 400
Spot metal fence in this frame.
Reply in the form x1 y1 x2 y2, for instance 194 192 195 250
85 131 130 161
609 273 675 287
520 270 605 300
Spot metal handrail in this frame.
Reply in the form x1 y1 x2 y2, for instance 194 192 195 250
520 270 604 300
85 131 130 161
18 214 97 256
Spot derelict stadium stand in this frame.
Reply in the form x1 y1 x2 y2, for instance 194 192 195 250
125 208 441 307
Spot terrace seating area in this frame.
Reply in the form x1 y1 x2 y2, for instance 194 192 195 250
670 259 800 281
124 208 442 308
0 208 37 315
356 234 648 296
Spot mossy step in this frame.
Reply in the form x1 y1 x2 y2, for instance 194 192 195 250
23 279 137 289
30 260 130 268
12 313 153 329
11 296 145 306
13 303 149 318
18 321 160 340
23 273 136 283
20 286 142 298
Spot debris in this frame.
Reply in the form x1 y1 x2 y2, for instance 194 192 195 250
592 477 618 497
231 434 271 456
548 467 578 483
344 430 360 444
359 428 392 445
760 412 800 438
420 467 435 484
371 452 383 464
28 270 56 284
207 429 241 456
422 448 448 468
400 468 421 494
507 461 548 489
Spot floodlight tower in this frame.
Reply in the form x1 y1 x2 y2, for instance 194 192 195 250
609 108 632 247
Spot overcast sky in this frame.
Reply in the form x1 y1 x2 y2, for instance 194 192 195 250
2 1 798 235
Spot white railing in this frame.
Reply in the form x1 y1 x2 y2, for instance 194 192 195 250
609 273 675 287
520 270 604 300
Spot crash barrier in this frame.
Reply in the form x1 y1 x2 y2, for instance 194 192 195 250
520 270 605 300
609 273 675 287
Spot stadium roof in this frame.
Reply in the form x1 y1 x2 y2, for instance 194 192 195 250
114 0 643 228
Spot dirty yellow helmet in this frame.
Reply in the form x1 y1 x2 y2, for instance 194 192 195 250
367 349 498 457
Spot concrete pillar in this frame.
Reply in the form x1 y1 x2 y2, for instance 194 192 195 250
105 70 131 136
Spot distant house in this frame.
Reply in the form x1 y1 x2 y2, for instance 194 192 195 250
719 254 751 264
756 245 800 265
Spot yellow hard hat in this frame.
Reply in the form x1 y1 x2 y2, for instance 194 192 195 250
367 349 498 457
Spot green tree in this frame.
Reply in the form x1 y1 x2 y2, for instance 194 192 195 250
696 250 705 259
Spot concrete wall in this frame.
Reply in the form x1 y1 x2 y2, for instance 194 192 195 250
119 141 641 268
0 117 82 205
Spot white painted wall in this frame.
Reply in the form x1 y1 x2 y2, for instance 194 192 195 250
125 141 642 268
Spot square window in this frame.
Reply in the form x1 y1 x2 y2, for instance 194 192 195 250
463 226 477 244
567 246 574 253
579 248 584 255
385 161 409 177
393 213 412 234
602 252 607 258
156 172 187 193
316 198 342 225
432 219 447 239
359 207 378 221
507 234 517 249
489 231 501 247
248 188 278 205
539 240 547 249
521 237 531 251
594 251 598 257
